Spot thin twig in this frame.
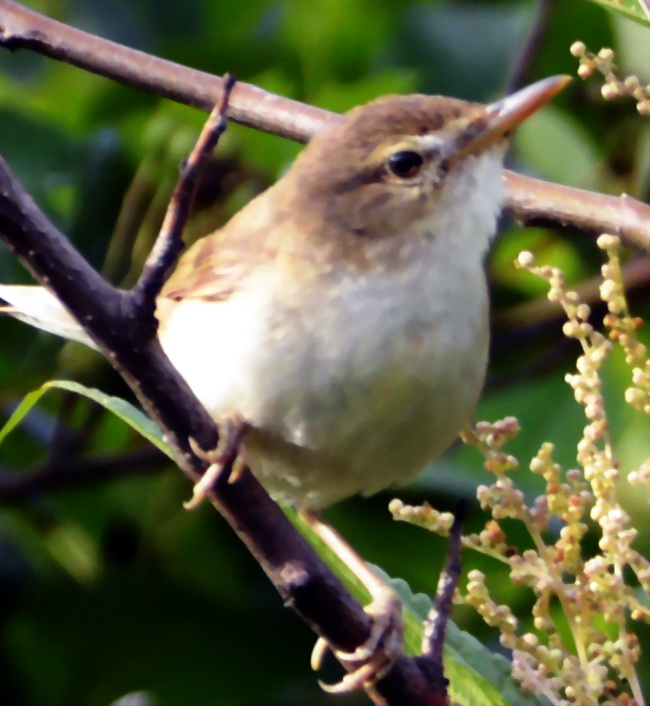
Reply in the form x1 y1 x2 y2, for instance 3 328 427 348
132 74 238 319
507 0 558 93
421 502 466 668
0 0 649 253
0 447 167 504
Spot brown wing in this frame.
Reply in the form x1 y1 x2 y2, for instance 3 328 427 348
160 185 287 304
161 230 253 303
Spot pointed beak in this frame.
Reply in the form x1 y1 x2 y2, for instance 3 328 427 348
447 75 571 167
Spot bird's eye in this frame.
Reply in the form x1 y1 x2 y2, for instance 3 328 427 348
387 150 424 179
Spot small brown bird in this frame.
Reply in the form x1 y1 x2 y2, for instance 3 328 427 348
0 75 569 689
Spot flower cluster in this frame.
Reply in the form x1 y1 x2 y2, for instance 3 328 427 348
569 41 650 117
391 236 649 705
598 235 650 420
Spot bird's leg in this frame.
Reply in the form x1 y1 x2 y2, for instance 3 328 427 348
299 508 403 693
184 415 249 509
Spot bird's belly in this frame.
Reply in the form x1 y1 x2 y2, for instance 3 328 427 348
159 267 488 509
245 374 477 509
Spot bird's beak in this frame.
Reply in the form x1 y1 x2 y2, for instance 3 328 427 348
447 75 572 167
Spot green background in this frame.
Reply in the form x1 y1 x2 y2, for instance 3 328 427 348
0 0 649 704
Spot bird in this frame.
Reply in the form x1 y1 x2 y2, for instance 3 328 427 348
0 75 569 690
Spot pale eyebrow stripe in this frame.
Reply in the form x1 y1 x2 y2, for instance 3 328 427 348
333 134 449 194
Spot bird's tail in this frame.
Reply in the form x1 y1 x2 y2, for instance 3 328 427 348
0 284 97 349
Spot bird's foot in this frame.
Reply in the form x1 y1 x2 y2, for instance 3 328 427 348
184 415 249 509
311 589 403 693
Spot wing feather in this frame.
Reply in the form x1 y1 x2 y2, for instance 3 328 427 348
160 185 286 304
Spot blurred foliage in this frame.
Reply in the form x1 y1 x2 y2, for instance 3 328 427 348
585 0 650 27
0 0 649 704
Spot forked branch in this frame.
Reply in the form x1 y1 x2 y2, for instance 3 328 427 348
0 92 448 706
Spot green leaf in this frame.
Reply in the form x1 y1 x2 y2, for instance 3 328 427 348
0 386 51 446
583 0 650 27
377 569 549 706
0 379 172 457
291 512 546 706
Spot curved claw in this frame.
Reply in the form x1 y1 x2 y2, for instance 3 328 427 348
183 416 248 509
310 619 383 672
311 637 330 672
318 658 392 694
311 591 403 693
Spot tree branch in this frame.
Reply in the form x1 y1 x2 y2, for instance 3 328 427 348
507 0 558 93
132 74 238 323
0 122 443 706
0 0 648 253
0 447 167 504
0 0 337 141
504 172 650 253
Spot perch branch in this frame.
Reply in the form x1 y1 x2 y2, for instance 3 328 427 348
0 120 446 706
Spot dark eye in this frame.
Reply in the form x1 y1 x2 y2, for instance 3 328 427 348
387 150 424 178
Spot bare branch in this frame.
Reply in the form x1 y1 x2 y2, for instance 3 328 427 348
132 74 237 317
0 447 167 504
0 0 649 252
420 503 466 680
0 120 444 706
0 0 336 141
507 0 558 92
504 173 650 253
